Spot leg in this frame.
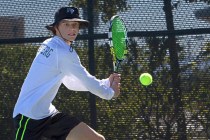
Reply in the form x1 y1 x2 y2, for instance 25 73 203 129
66 122 105 140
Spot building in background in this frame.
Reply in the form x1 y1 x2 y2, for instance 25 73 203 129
0 16 24 39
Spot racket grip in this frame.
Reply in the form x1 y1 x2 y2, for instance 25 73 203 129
113 61 120 73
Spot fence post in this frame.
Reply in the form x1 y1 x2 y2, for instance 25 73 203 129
87 0 97 129
163 0 187 139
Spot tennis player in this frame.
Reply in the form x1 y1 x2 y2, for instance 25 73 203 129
13 6 121 140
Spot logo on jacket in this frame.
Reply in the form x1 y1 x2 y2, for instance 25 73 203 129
38 44 53 58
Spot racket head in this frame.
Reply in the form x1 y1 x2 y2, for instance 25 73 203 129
109 15 128 72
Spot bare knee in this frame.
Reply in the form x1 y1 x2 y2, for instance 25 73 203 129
101 136 106 140
66 122 106 140
97 134 105 140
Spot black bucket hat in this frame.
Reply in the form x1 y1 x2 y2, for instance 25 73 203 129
46 7 89 30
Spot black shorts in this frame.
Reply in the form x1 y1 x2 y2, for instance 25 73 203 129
13 111 81 140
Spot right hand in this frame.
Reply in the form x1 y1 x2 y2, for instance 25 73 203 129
111 81 121 98
109 73 121 98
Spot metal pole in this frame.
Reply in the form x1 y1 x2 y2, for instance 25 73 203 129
163 0 187 139
87 0 97 129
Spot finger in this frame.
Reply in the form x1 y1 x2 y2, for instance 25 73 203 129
113 73 121 77
114 75 121 80
114 76 121 81
114 74 121 78
113 79 120 83
113 75 120 80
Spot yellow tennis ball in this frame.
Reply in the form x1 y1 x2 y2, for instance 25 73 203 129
139 73 153 86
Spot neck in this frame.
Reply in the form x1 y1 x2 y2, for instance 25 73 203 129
56 28 72 46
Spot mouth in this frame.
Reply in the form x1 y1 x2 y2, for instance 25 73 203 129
68 33 76 37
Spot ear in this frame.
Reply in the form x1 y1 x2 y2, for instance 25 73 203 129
54 25 60 35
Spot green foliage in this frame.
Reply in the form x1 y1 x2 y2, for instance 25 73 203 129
70 0 129 22
0 45 38 140
0 38 209 139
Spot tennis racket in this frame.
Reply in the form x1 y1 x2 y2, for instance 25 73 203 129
108 15 128 73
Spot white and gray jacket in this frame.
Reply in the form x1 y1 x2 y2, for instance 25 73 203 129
13 36 114 120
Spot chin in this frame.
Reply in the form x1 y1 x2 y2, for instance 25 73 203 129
68 37 76 41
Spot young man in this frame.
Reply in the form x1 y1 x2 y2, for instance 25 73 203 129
13 6 121 140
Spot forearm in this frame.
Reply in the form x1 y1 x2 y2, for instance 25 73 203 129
60 59 114 99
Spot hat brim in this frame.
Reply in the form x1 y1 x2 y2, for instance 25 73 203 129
45 18 89 30
45 23 55 31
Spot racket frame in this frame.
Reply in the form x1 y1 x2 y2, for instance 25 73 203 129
108 15 128 73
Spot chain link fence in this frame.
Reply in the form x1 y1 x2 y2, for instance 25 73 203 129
0 0 210 139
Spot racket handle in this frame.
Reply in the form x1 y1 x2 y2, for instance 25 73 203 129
113 61 120 73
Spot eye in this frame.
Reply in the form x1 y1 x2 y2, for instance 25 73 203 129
64 23 70 27
61 22 79 29
72 23 80 28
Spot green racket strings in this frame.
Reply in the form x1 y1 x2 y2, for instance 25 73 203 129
111 17 128 61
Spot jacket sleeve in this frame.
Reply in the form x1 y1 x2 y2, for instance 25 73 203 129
100 78 111 87
58 48 114 100
62 77 111 91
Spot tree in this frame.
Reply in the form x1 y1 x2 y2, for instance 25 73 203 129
70 0 129 23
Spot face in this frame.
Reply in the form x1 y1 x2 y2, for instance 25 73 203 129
55 20 80 44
